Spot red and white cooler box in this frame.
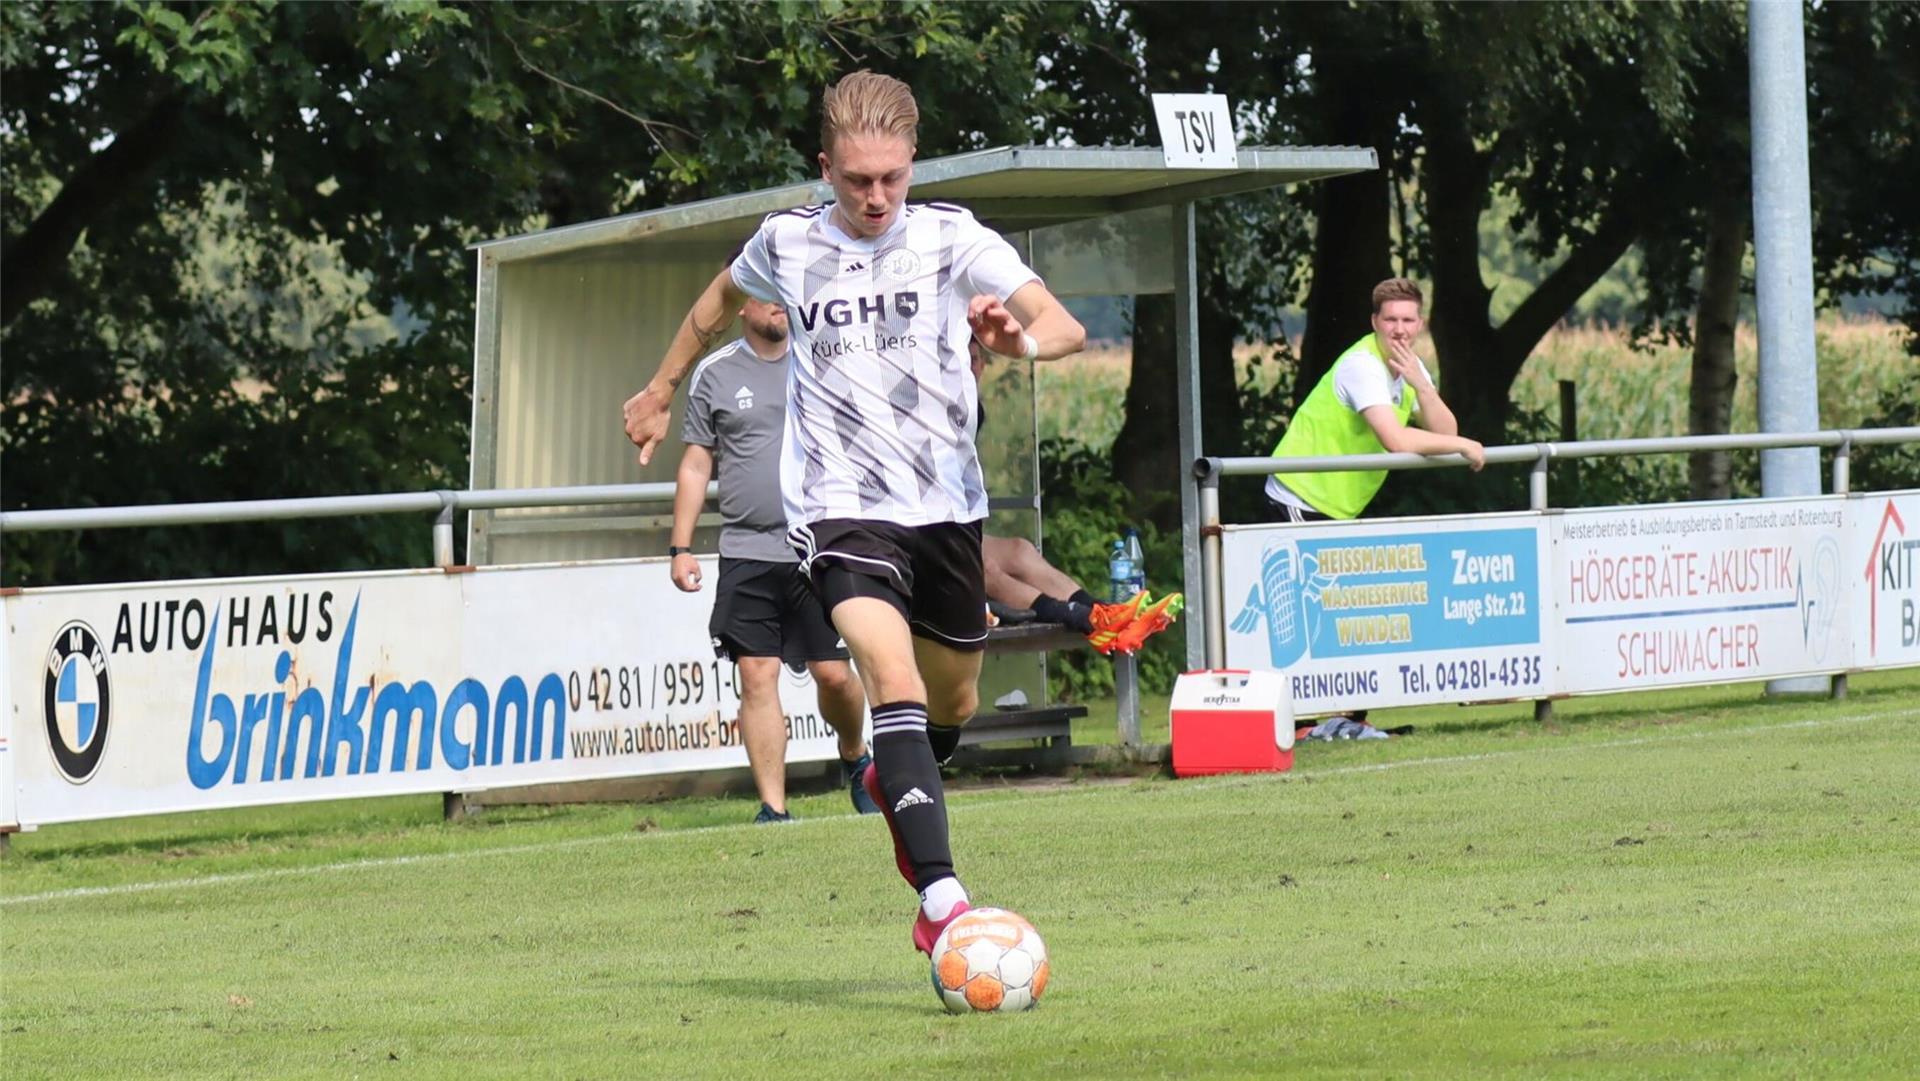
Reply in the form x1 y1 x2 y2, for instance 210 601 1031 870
1169 669 1295 778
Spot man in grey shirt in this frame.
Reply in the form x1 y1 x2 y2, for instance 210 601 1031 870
670 294 876 823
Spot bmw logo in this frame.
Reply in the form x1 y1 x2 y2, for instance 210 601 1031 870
43 621 111 784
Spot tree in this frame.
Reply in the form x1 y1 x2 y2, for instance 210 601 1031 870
1 0 1083 585
1043 1 1726 523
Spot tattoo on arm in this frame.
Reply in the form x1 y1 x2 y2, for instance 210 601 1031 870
691 310 728 351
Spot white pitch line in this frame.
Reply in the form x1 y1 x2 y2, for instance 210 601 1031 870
3 706 1910 909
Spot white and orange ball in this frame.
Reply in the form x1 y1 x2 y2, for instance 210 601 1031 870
929 907 1049 1014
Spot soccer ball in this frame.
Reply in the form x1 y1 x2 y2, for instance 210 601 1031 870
929 907 1049 1013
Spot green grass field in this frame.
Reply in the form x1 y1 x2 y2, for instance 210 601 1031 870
5 671 1918 1079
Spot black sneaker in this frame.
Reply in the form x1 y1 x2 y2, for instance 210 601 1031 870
841 754 880 814
753 802 794 824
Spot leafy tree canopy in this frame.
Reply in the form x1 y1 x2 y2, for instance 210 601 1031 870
1 0 1080 584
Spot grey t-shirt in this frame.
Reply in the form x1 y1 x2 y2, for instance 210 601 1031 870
681 339 796 562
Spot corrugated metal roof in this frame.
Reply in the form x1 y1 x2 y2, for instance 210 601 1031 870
475 145 1376 264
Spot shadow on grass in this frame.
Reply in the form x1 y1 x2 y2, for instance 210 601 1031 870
685 975 929 1016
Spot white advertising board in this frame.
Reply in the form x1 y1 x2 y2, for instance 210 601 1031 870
1551 497 1850 693
6 557 851 827
1221 513 1551 712
1851 490 1920 671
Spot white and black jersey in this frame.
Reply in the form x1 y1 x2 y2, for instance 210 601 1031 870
730 201 1040 529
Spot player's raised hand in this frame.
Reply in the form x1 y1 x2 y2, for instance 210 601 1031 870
966 294 1025 358
623 385 672 466
1384 337 1434 391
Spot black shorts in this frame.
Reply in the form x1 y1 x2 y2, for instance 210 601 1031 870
792 519 987 652
709 558 849 665
1269 498 1333 523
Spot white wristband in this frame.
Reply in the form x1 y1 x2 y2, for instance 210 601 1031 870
1017 332 1039 361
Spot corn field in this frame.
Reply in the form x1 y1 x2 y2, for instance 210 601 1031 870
1037 316 1915 454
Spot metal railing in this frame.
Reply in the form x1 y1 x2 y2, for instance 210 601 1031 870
0 483 1133 744
0 486 1046 568
0 482 697 570
1193 426 1920 671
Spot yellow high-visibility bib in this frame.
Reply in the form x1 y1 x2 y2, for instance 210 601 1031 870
1267 334 1419 520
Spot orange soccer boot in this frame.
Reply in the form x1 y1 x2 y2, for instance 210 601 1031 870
1085 591 1149 655
1107 592 1185 655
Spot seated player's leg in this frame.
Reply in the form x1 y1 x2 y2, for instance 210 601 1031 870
735 657 792 821
981 533 1044 608
997 534 1083 601
983 533 1098 634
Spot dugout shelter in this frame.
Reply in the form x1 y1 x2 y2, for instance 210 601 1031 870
466 145 1377 700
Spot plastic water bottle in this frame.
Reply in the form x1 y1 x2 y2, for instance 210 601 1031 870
1123 528 1147 597
1107 539 1136 603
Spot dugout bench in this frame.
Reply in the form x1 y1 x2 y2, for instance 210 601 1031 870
947 622 1142 767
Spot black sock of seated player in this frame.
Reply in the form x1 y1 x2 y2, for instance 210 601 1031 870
1070 588 1097 607
871 701 955 889
926 721 964 764
1030 594 1071 624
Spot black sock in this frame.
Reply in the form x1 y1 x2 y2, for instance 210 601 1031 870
1033 594 1095 634
871 701 954 890
1031 594 1071 624
927 721 964 764
1069 589 1096 607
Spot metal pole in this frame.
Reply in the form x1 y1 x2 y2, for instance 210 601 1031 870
1831 434 1851 701
1115 653 1142 749
1198 465 1225 668
1173 201 1206 672
1750 0 1827 696
432 502 457 569
1529 445 1554 721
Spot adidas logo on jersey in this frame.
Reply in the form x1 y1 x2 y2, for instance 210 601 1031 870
843 261 867 274
893 787 934 813
734 385 754 410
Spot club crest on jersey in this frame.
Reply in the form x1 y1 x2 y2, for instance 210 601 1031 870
43 620 112 784
735 385 754 410
879 249 921 281
795 292 921 332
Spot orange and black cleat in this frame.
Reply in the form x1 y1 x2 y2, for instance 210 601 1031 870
1085 591 1149 654
1107 592 1185 655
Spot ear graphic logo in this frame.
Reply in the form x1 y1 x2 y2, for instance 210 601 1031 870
1229 543 1318 667
1800 535 1841 663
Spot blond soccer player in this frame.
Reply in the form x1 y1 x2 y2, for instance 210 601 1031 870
624 71 1085 954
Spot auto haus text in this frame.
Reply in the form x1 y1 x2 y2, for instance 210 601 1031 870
110 589 340 655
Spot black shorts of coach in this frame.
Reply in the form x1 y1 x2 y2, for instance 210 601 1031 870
792 519 988 652
709 558 850 665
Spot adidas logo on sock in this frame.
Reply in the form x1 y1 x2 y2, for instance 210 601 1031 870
893 787 934 813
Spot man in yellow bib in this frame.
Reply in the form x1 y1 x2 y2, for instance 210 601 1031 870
1265 278 1484 735
1266 277 1484 523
